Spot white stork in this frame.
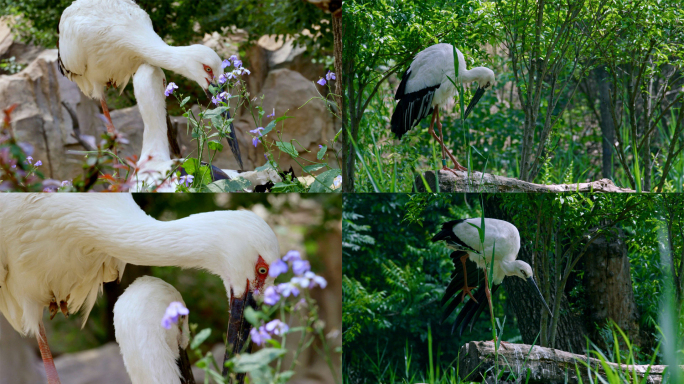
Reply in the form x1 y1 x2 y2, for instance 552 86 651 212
58 0 223 133
391 43 495 173
114 276 194 384
131 64 239 192
0 194 279 384
432 218 553 336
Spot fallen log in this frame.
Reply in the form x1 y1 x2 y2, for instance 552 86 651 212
457 341 673 384
413 170 635 193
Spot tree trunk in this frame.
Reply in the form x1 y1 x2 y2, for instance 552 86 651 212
457 341 670 384
579 230 641 350
332 10 343 112
595 66 615 179
417 171 634 193
483 195 589 353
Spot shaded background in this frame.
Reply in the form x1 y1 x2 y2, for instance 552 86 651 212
0 193 342 384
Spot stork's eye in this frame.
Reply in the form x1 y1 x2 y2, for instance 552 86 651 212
258 267 268 275
203 64 213 73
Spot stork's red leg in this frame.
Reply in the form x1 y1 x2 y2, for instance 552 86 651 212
428 111 459 176
460 254 478 303
100 99 116 134
435 110 467 172
37 321 61 384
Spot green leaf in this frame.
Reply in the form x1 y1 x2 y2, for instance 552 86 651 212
276 141 299 157
303 163 326 174
230 348 286 373
317 145 327 160
261 116 294 136
208 140 224 152
255 162 276 172
243 307 269 326
206 177 251 192
179 96 191 108
196 165 214 185
182 158 199 175
190 328 211 350
309 168 341 192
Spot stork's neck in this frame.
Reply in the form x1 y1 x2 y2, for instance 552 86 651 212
452 48 484 84
499 259 518 276
133 65 171 162
125 28 196 82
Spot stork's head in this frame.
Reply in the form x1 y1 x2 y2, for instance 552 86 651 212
508 260 553 318
464 67 496 119
179 45 224 92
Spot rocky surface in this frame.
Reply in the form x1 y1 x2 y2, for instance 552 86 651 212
0 23 340 182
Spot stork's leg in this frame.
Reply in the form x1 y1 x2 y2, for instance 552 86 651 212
459 254 478 303
435 110 467 171
37 321 61 384
100 99 116 134
428 110 459 176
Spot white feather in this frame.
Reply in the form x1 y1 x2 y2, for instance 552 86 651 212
0 194 280 336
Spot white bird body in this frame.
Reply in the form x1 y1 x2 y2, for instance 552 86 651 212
447 218 522 284
59 0 223 100
402 44 494 109
114 276 190 384
0 194 279 337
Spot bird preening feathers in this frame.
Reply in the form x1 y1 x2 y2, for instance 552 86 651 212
432 218 553 336
391 44 496 173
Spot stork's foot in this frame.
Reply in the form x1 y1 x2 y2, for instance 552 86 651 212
489 338 512 350
460 284 478 303
440 166 464 177
49 299 58 320
100 99 117 135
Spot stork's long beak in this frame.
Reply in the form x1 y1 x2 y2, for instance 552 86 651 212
222 284 256 382
527 277 554 318
463 87 487 119
177 346 196 384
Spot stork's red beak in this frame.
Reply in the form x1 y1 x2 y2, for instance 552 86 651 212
222 281 256 383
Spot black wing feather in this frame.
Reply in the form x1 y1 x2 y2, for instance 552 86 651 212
432 220 480 253
390 84 439 140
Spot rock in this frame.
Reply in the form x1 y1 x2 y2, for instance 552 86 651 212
0 314 43 384
0 49 103 182
234 68 340 172
50 343 131 384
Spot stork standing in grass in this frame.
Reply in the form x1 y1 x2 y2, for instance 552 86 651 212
114 276 194 384
432 218 553 337
0 194 279 384
58 0 223 133
391 44 495 173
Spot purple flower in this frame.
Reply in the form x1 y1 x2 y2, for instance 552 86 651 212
250 127 264 147
179 174 194 187
263 286 280 305
233 59 243 68
318 145 323 149
333 175 342 188
241 68 251 75
326 71 336 81
292 259 310 275
219 91 230 101
229 55 239 61
25 156 33 165
35 160 42 166
222 59 231 69
211 95 222 105
283 250 301 262
61 180 71 187
227 72 237 80
266 108 275 118
317 78 326 86
291 271 327 289
264 154 268 161
265 319 289 336
164 82 178 97
250 326 271 346
269 259 288 277
161 301 189 329
276 282 299 298
218 74 227 84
